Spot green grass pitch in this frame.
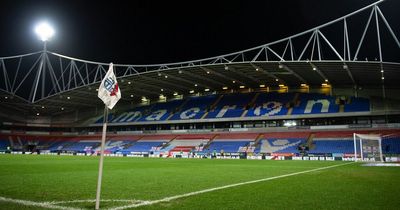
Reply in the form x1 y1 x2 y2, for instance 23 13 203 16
0 155 399 210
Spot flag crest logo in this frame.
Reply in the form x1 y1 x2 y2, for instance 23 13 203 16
98 63 121 109
104 77 119 96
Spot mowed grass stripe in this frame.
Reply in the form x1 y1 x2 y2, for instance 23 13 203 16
2 155 399 210
0 155 337 202
138 161 400 210
110 162 354 210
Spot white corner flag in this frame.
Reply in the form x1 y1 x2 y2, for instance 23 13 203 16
98 63 121 110
95 63 121 210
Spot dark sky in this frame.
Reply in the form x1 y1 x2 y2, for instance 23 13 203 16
0 0 398 64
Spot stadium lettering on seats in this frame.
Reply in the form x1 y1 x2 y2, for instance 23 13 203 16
304 99 330 114
253 101 283 116
124 111 142 122
216 105 237 118
145 109 167 121
180 107 200 119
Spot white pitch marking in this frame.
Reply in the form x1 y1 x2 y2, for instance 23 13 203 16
45 199 145 205
110 162 355 210
0 196 81 210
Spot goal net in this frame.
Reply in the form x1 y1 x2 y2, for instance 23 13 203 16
353 133 383 162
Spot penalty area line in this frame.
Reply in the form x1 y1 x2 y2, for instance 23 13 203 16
0 196 82 210
46 199 145 205
110 162 355 210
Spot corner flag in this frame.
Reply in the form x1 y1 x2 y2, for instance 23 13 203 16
98 63 121 109
95 63 121 210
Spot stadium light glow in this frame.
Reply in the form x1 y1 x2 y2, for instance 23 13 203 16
239 86 245 89
204 88 210 92
222 87 228 90
284 121 297 127
34 21 55 42
259 84 265 88
173 92 178 96
189 90 195 94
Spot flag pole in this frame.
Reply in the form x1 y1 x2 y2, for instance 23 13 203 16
95 105 109 210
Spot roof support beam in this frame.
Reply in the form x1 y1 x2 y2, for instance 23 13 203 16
250 63 286 84
342 63 356 85
228 66 261 85
126 86 160 97
163 73 210 89
309 63 329 83
200 67 245 86
44 98 96 107
139 75 189 92
280 64 307 84
129 81 175 94
181 70 226 87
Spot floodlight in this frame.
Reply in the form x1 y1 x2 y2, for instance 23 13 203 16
35 22 55 42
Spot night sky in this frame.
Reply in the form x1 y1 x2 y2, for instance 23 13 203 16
0 0 398 65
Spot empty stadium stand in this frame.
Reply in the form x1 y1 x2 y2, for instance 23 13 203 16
95 92 371 124
0 139 10 151
1 130 400 159
259 138 306 154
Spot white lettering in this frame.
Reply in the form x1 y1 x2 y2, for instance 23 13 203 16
253 101 282 116
125 111 142 122
304 99 330 113
145 109 167 121
180 107 200 119
216 105 237 118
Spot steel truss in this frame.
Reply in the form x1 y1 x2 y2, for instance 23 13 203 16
0 0 399 105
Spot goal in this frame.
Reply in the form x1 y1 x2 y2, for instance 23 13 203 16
353 133 383 162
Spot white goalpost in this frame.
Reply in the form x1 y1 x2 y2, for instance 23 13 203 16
353 133 384 162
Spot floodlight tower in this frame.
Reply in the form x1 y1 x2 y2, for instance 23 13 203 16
31 21 55 103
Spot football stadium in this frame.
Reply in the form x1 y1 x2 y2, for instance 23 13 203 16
1 1 400 209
